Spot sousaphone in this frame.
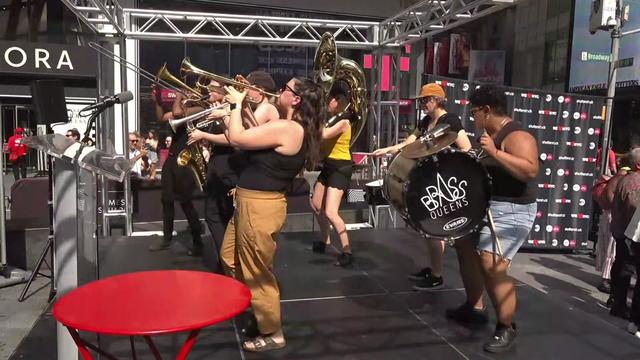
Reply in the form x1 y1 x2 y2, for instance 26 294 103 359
313 32 368 146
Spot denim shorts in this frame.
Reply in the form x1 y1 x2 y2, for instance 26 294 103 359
476 200 537 260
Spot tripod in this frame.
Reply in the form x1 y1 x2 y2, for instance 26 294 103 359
18 154 56 302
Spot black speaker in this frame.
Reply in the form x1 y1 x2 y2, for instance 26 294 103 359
30 80 69 126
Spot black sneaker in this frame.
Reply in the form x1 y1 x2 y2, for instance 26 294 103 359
312 241 327 253
408 267 432 281
610 305 630 320
335 252 354 267
597 279 611 294
149 240 172 252
445 303 489 324
412 273 444 290
188 244 203 257
483 323 517 353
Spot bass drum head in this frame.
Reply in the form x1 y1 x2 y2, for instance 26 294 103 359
383 154 416 218
405 150 491 239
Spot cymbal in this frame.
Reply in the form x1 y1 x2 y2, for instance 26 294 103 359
400 131 458 159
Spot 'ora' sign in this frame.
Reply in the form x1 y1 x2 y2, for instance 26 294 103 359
0 40 96 77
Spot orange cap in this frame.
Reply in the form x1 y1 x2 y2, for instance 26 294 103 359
416 83 445 99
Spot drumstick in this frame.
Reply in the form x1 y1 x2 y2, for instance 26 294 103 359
486 209 504 259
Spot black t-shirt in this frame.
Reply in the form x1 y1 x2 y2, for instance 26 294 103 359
168 127 188 157
412 112 463 137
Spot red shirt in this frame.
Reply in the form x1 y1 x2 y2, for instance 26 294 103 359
596 148 617 174
7 128 27 161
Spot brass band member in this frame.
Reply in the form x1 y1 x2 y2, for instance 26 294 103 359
373 83 471 289
188 72 279 273
221 78 324 352
311 81 355 267
450 85 538 353
149 91 203 256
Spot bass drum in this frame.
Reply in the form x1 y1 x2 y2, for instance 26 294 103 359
383 149 491 240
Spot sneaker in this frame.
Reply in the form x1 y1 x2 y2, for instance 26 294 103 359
597 279 611 294
412 273 444 291
312 241 327 254
610 305 630 320
188 245 203 257
445 303 489 325
408 267 432 281
149 240 172 252
627 322 639 335
483 323 517 353
335 252 354 267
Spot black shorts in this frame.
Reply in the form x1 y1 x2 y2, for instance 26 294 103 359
317 158 353 191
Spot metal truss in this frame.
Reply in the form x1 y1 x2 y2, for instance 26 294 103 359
61 0 518 49
379 0 516 46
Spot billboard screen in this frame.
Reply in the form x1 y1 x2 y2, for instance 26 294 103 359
569 0 640 92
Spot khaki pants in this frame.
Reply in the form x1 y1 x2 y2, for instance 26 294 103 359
221 187 287 334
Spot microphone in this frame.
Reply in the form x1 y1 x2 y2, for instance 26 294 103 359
81 91 133 113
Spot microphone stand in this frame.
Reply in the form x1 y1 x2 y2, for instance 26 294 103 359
73 106 105 163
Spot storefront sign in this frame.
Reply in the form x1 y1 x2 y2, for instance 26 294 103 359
0 41 96 78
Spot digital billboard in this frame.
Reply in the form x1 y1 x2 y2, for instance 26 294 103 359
569 0 640 92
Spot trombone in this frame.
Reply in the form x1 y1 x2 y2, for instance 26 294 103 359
181 58 280 103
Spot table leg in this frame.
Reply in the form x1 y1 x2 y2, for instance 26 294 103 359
176 329 201 360
65 327 94 360
130 336 138 360
143 336 163 360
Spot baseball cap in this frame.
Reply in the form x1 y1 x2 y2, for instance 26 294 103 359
416 83 445 99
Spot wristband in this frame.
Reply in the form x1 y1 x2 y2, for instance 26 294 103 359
230 103 240 111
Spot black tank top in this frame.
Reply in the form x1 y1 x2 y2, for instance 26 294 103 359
238 137 308 192
480 121 537 204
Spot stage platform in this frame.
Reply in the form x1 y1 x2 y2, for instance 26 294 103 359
9 228 640 359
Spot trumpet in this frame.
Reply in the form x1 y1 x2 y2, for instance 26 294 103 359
169 103 229 133
181 58 280 103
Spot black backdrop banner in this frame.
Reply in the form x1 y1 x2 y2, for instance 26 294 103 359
427 76 605 250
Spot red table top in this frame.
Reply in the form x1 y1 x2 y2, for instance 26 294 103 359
53 270 251 336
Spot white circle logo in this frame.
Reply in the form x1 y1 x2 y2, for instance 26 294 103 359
557 169 565 176
534 224 540 232
563 184 569 191
546 225 553 233
574 127 581 134
463 83 469 91
545 94 552 102
573 112 580 120
563 239 570 247
588 128 595 135
573 184 581 191
552 239 558 247
579 199 586 206
562 111 569 119
540 153 548 161
589 142 596 150
558 96 565 103
545 168 552 176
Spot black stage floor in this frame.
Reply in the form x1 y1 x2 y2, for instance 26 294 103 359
11 228 640 359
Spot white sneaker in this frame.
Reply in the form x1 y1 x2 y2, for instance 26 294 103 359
627 322 640 336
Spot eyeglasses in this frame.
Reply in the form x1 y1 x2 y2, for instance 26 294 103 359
281 84 300 97
129 139 138 143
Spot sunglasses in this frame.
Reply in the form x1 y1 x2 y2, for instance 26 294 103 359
129 139 139 143
281 84 300 97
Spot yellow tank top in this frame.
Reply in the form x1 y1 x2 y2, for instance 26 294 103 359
321 125 351 160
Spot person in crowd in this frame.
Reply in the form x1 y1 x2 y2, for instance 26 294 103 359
372 82 472 289
607 148 640 337
65 128 81 141
310 81 355 267
593 172 616 296
6 127 28 181
450 85 538 353
164 136 172 149
218 78 323 352
145 129 159 151
128 132 148 177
